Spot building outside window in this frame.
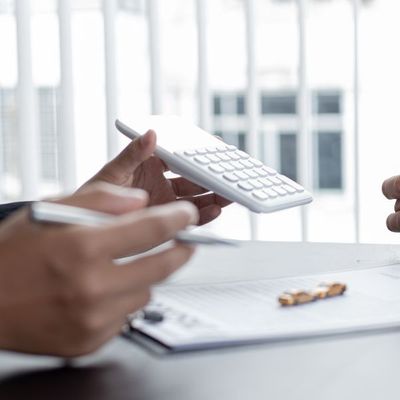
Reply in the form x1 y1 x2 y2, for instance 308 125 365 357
313 91 341 114
315 131 342 189
279 132 297 182
213 90 343 191
0 87 59 197
213 93 246 116
261 92 297 115
0 88 17 178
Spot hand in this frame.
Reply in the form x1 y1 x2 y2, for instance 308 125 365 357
382 175 400 231
81 130 231 225
0 183 198 357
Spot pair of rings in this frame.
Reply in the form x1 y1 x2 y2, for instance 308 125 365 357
278 282 347 306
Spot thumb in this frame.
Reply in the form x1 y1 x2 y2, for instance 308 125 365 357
90 130 156 186
58 182 149 215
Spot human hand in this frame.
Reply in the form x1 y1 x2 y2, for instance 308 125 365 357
0 183 198 357
382 175 400 231
82 130 231 225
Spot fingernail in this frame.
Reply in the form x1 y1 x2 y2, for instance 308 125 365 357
179 201 199 225
140 130 154 146
212 205 221 218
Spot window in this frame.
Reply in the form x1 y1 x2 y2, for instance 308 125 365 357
279 132 297 182
118 0 145 13
213 94 246 115
0 88 17 176
236 95 246 115
316 131 342 189
0 0 13 14
213 90 343 191
278 130 343 190
0 86 59 183
38 87 58 181
213 96 222 115
215 131 246 151
313 91 341 114
261 93 297 115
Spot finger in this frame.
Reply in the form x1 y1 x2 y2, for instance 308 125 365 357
103 244 195 294
183 192 232 210
395 199 400 212
170 177 209 197
71 313 128 357
92 201 199 257
96 290 151 328
114 289 151 316
90 130 157 185
382 175 400 199
386 212 400 232
198 204 222 225
56 182 149 215
83 287 150 354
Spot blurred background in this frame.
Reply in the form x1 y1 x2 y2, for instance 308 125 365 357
0 0 399 244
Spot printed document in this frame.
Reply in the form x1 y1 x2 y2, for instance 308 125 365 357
130 263 400 351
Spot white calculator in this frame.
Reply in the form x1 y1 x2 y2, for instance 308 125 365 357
115 115 312 213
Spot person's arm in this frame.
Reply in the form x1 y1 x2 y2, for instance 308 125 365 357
81 130 231 225
0 183 198 357
0 202 32 222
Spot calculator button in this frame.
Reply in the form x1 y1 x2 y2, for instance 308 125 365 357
252 190 269 200
208 164 225 174
230 161 245 170
244 169 258 178
236 150 250 159
206 146 218 153
194 155 210 164
206 153 220 163
279 176 305 192
217 153 231 162
218 163 230 172
252 168 267 178
264 167 277 175
255 168 269 176
265 188 278 198
269 176 282 185
259 177 273 187
216 144 228 152
238 181 253 191
227 144 236 151
220 162 235 171
274 186 287 196
184 149 197 156
248 158 263 167
223 172 239 182
196 148 208 155
249 179 263 189
227 152 240 161
234 171 248 180
239 159 253 169
282 184 296 194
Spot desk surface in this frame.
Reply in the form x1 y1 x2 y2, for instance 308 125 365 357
1 241 400 400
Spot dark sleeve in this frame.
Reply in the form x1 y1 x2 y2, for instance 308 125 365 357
0 202 32 222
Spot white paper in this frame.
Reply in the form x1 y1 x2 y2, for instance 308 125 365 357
131 263 400 350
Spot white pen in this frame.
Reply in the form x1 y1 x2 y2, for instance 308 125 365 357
29 201 238 247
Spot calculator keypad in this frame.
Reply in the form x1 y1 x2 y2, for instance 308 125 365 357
179 144 305 206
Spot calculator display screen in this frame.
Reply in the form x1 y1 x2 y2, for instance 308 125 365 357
120 115 222 153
